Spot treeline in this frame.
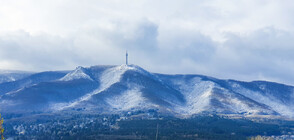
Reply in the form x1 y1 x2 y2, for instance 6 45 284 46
115 116 282 140
2 113 294 140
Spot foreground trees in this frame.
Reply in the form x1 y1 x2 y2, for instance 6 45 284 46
0 114 3 140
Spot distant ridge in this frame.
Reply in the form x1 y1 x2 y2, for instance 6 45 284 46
0 64 293 119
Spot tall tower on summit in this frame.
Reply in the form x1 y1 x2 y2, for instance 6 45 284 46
126 51 128 65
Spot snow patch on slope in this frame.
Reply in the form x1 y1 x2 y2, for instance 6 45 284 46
212 88 270 115
99 64 133 90
173 77 215 115
105 86 147 111
60 66 93 81
229 82 294 117
184 82 214 115
54 65 135 110
0 70 32 84
172 77 275 116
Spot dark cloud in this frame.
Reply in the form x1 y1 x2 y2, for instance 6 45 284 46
1 1 294 85
157 30 216 64
210 27 294 84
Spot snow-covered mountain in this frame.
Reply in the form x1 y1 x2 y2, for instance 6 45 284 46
0 70 33 84
0 65 293 119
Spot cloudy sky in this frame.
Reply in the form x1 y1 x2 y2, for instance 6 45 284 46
1 0 294 85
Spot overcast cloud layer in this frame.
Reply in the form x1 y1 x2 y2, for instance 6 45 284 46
1 0 294 85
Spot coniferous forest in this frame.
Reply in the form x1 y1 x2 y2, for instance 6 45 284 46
2 111 294 140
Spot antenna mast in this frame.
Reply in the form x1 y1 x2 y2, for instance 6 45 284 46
126 51 128 65
156 123 159 140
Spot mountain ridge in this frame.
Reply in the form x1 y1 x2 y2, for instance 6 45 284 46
0 64 293 119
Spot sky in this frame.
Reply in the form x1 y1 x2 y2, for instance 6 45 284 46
0 0 294 85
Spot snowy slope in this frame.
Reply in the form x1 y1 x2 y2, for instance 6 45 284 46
0 65 294 119
56 65 134 110
60 66 93 81
227 80 294 117
157 75 279 117
0 70 33 84
0 71 69 96
57 64 184 113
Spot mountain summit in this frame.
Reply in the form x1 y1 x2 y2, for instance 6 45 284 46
0 64 294 118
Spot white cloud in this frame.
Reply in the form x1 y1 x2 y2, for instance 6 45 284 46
0 0 294 85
